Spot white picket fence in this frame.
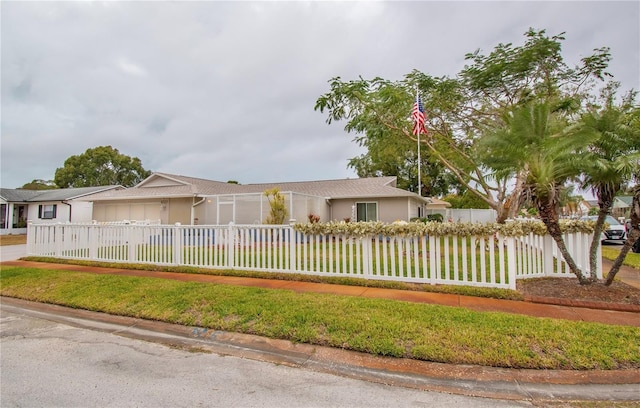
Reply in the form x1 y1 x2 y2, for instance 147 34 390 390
26 223 601 290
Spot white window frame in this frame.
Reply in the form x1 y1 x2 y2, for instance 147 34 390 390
356 202 378 222
39 204 57 220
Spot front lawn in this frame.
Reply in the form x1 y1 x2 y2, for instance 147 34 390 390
1 266 638 370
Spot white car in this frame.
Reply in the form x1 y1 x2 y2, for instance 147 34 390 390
583 215 626 244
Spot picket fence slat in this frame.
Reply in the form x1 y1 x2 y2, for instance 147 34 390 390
26 223 601 290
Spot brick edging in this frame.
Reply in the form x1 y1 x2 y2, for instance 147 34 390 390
524 295 640 313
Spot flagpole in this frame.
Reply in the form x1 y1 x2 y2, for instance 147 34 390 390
416 88 421 197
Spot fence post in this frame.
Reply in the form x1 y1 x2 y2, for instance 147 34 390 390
429 235 437 285
288 224 297 272
506 236 517 290
173 223 182 266
543 234 554 276
55 224 62 258
89 224 97 260
26 221 34 256
127 226 135 263
361 236 372 279
594 233 603 279
227 222 235 268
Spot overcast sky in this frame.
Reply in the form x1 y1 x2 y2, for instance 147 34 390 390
2 1 638 189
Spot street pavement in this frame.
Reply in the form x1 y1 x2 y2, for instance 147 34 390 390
2 297 639 406
1 302 531 408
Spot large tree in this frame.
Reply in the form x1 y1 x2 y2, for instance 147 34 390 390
315 29 612 222
54 146 151 188
348 132 457 197
19 179 57 190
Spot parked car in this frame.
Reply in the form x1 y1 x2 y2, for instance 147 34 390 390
582 215 627 244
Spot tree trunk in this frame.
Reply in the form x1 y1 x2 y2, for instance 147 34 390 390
605 188 640 286
538 201 590 284
588 191 614 281
495 205 510 224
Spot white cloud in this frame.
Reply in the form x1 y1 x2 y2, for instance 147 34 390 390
116 57 147 77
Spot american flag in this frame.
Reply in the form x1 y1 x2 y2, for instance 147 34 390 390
412 94 426 136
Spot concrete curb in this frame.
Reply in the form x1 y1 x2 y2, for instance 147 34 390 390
2 296 639 403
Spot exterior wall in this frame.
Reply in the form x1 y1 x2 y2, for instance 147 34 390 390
329 197 414 223
27 201 71 224
69 201 94 223
197 193 330 225
167 197 192 225
1 200 92 235
92 200 162 223
89 194 419 226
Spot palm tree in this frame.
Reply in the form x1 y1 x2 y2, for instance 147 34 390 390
481 101 595 283
579 88 640 281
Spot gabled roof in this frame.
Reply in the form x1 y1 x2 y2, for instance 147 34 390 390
0 186 121 203
235 176 407 199
84 172 432 203
616 196 633 206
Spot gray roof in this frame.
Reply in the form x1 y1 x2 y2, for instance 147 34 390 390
616 196 633 206
85 172 432 203
0 186 121 202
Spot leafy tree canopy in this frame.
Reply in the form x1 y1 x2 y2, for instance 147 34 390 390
442 191 490 209
348 133 459 197
19 179 57 190
54 146 151 188
315 28 613 222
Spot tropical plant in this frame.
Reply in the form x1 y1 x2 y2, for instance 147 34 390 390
579 84 640 280
479 101 596 283
605 186 640 285
264 188 288 225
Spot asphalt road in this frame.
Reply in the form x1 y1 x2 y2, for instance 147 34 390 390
0 306 530 408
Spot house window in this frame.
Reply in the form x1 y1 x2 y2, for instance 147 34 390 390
356 202 377 222
1 204 6 229
39 204 57 219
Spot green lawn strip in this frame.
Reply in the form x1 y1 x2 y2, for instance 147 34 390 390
2 266 638 370
601 247 640 269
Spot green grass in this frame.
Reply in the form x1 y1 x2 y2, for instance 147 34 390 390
2 266 639 370
601 246 640 269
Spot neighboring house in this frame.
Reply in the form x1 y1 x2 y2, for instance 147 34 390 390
79 172 451 225
580 197 631 220
613 196 632 220
0 186 121 235
581 199 600 216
